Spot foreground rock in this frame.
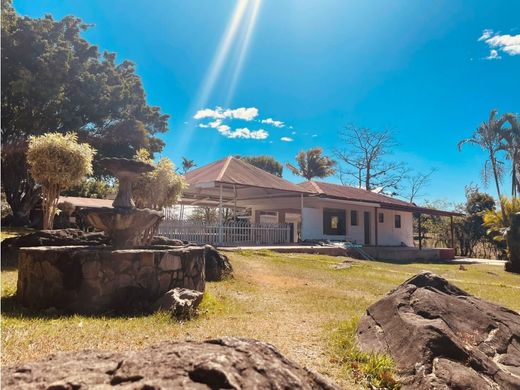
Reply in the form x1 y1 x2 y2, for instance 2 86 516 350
2 337 340 389
153 287 204 319
204 245 233 281
356 272 520 389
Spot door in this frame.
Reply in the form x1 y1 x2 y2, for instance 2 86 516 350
364 211 370 245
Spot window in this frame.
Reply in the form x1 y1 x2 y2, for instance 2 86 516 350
323 209 346 235
350 210 358 226
395 214 401 228
379 212 384 223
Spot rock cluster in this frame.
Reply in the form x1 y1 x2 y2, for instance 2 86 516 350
2 337 340 389
204 245 233 281
1 228 108 266
356 272 520 389
154 287 204 320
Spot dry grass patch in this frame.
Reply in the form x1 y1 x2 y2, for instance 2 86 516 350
2 249 519 389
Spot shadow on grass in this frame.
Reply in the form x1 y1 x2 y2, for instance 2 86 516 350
0 294 159 320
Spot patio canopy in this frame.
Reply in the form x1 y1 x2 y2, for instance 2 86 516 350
181 156 311 208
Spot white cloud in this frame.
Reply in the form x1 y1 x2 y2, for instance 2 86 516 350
291 131 297 135
479 29 520 58
486 49 502 60
280 137 293 142
218 126 268 140
311 134 318 138
193 106 259 121
260 118 285 128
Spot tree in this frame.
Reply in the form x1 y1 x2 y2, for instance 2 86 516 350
497 112 520 197
240 155 283 177
458 110 507 208
181 157 196 174
484 196 520 273
27 132 95 229
1 1 169 224
62 177 116 199
132 150 186 210
286 147 336 180
335 125 408 194
404 169 436 203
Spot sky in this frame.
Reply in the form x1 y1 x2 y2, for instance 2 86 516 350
12 0 520 205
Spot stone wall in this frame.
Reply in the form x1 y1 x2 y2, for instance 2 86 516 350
17 246 205 314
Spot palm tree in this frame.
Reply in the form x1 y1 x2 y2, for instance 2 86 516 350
286 147 336 181
181 157 196 174
499 113 520 197
458 109 508 215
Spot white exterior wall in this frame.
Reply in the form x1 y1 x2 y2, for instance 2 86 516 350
301 201 414 246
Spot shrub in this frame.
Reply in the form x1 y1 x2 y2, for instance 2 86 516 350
27 132 95 229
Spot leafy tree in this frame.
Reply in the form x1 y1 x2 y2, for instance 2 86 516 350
1 1 169 224
484 196 520 273
27 132 95 229
286 147 336 180
132 150 186 210
335 125 408 193
240 155 283 177
181 157 197 174
189 207 218 223
458 110 507 210
62 178 115 199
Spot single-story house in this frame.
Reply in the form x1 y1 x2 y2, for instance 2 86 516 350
162 156 461 249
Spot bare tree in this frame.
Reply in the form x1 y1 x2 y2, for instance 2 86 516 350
403 169 436 203
334 125 408 194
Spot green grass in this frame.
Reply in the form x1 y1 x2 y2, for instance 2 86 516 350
2 249 519 388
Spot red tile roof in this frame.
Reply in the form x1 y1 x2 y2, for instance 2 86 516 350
58 196 113 208
299 181 461 216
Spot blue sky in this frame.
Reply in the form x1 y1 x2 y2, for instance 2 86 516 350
13 0 520 204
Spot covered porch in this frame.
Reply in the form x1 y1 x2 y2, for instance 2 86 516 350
158 157 311 245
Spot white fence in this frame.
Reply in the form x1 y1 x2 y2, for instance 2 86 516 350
158 220 292 245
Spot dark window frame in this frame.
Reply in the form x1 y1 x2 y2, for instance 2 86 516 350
323 208 346 236
350 210 358 226
378 212 384 223
395 214 401 228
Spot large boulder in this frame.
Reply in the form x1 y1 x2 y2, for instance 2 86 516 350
1 229 108 267
2 337 340 389
204 245 233 281
356 272 520 389
153 287 204 320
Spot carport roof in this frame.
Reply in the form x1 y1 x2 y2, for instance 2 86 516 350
185 156 311 194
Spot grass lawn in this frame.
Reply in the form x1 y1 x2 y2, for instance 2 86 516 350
2 249 520 388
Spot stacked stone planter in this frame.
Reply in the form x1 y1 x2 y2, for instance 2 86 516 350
17 246 205 314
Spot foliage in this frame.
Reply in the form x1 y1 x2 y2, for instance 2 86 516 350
239 155 283 177
329 318 400 389
62 178 115 199
27 132 95 229
1 1 169 223
420 187 499 258
458 110 507 206
497 113 520 197
132 149 186 210
181 157 196 174
286 147 336 180
335 125 408 194
189 207 218 223
483 197 520 241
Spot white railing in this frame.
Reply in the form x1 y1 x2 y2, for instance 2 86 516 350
158 220 291 245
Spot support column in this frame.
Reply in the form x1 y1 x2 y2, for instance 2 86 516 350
450 215 455 252
374 207 378 246
278 211 286 224
218 184 223 244
300 194 304 242
233 184 237 220
418 213 422 250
